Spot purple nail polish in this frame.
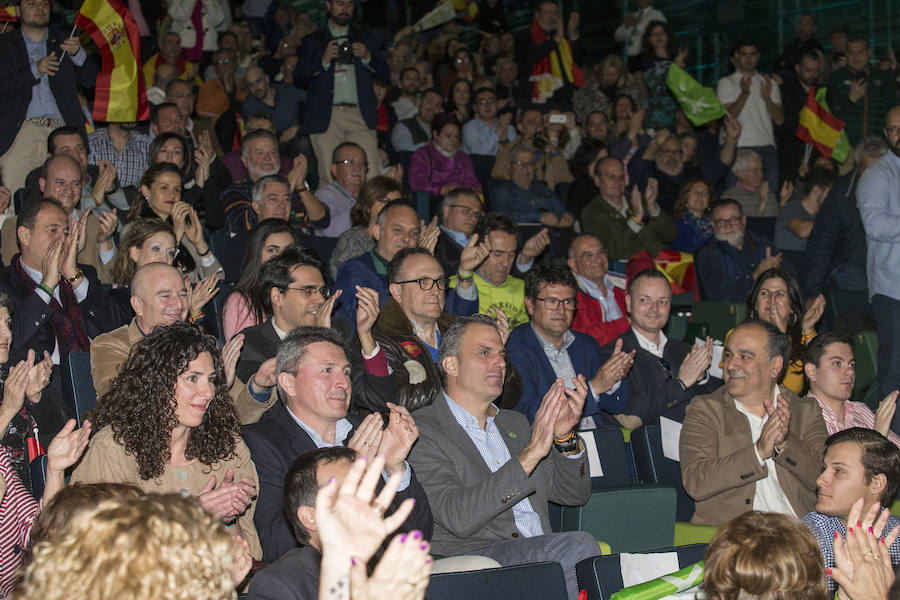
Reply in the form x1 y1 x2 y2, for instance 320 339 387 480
412 531 423 540
420 543 428 550
400 534 408 543
426 557 433 563
328 476 335 483
351 557 357 566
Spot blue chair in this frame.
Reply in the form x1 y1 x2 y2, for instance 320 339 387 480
631 423 695 522
553 428 677 553
576 544 707 600
202 282 233 348
66 351 96 427
428 562 567 600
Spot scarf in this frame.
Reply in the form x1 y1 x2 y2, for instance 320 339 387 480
185 0 204 62
528 17 585 103
12 255 90 354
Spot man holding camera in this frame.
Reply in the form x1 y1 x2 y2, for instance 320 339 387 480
296 0 388 185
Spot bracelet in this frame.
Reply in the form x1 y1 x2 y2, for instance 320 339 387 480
197 246 211 257
188 311 204 323
630 215 643 225
37 282 54 296
553 431 575 444
65 268 84 284
457 270 474 281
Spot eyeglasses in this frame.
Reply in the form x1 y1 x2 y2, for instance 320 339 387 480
455 57 472 63
477 97 497 104
712 216 743 227
449 204 483 219
335 159 368 169
511 160 537 167
285 285 331 298
534 296 576 311
393 277 449 291
170 93 194 100
216 59 234 64
887 126 900 135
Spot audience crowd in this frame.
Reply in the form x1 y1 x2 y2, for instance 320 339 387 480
2 0 900 598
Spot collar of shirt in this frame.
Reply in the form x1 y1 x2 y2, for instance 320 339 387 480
286 406 354 448
605 196 629 219
409 317 440 347
531 322 575 354
633 328 668 357
20 260 45 287
574 273 623 319
444 391 498 433
271 316 290 340
732 385 781 423
440 225 470 248
328 22 350 39
21 28 48 52
331 181 357 202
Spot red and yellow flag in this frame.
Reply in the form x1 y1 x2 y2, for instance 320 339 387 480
75 0 149 122
0 6 17 22
796 86 851 162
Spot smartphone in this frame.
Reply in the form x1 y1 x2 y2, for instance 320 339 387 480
549 114 567 125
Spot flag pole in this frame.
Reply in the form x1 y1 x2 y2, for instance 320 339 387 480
60 22 78 63
1 22 8 35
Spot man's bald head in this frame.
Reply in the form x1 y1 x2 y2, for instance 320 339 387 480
39 154 84 212
130 263 189 332
884 105 900 154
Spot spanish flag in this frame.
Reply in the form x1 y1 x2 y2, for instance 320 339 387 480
0 6 17 22
796 86 850 162
75 0 149 123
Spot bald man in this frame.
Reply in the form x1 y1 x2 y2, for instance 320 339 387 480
89 263 277 423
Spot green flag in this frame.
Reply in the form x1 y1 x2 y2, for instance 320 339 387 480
667 64 726 126
610 561 705 600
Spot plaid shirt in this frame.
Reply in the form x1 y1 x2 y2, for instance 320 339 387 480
810 396 900 448
87 127 150 188
803 511 900 591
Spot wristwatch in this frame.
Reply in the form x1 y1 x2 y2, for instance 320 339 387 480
553 433 580 454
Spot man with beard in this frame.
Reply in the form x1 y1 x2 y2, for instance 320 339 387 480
390 67 421 121
296 0 387 184
222 130 329 236
241 66 306 144
696 198 782 301
87 122 150 189
778 50 824 182
857 106 900 428
0 0 98 195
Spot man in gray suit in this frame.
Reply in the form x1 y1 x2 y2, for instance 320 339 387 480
408 313 598 600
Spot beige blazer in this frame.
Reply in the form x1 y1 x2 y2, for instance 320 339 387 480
680 385 827 526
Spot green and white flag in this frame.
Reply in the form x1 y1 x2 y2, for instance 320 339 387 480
611 561 705 600
667 64 726 126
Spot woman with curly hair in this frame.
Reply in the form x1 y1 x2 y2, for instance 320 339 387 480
671 179 715 253
17 494 251 600
71 322 262 559
222 219 298 341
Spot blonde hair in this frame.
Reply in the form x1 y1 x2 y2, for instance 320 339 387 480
702 511 827 600
18 494 236 600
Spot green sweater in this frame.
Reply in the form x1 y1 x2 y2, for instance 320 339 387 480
450 272 529 328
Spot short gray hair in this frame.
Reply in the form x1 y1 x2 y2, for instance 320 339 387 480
440 187 481 212
276 326 347 401
252 174 290 204
854 135 888 166
733 149 761 174
508 143 537 161
438 314 498 376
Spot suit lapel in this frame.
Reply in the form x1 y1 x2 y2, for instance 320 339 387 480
434 396 500 478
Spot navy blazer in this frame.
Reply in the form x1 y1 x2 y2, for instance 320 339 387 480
242 402 434 563
295 25 389 135
506 323 627 422
0 27 98 154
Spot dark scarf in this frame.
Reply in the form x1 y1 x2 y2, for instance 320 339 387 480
12 255 90 353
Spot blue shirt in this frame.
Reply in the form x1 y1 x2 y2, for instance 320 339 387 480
492 180 568 224
857 151 900 301
23 29 86 120
803 511 900 591
461 118 516 155
444 392 544 538
88 128 151 189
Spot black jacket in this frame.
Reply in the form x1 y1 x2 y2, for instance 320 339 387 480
0 27 98 154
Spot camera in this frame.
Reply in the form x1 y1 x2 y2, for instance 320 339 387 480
532 135 548 150
336 40 354 64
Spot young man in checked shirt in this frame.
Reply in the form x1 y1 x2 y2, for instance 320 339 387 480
802 427 900 592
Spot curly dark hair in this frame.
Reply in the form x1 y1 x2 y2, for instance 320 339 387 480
88 322 241 481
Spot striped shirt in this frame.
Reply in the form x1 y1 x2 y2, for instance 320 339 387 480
810 396 900 448
0 446 39 596
444 392 543 538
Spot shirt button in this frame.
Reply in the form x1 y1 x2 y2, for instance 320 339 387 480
511 532 520 538
745 498 751 505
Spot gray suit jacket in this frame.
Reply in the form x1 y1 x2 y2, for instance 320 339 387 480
408 394 591 556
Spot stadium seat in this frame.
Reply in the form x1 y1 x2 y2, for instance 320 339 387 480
852 330 878 403
690 301 746 341
428 561 568 600
576 544 707 600
66 351 96 427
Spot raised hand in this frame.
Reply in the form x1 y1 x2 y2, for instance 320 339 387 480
60 36 81 56
492 307 510 346
0 186 10 215
629 186 644 222
849 78 868 103
40 237 64 290
831 498 899 600
230 535 253 586
556 374 588 437
521 228 551 262
779 180 794 208
677 337 713 389
350 529 432 600
96 209 118 247
347 413 384 461
221 333 244 389
519 380 565 473
37 51 60 76
46 419 91 476
356 286 382 355
592 338 635 393
458 233 490 276
314 288 341 329
645 177 659 210
416 217 439 254
24 350 52 403
1 358 33 421
378 402 419 474
757 394 790 459
801 294 826 335
197 469 257 521
189 270 221 315
874 391 898 437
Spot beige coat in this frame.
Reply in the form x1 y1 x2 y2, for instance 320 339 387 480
680 385 827 526
71 426 263 559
